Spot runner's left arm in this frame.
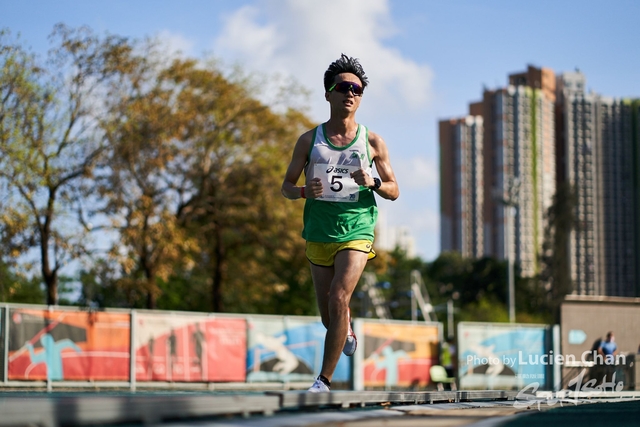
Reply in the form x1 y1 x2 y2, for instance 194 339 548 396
368 132 399 200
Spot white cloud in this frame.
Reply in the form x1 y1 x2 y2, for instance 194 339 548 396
156 30 196 57
381 203 439 234
389 156 439 190
212 0 434 122
213 6 281 67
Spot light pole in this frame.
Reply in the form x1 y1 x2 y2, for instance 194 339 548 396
447 298 454 340
505 204 516 323
494 177 519 323
429 299 459 340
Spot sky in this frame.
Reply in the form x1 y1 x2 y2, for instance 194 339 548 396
3 0 640 262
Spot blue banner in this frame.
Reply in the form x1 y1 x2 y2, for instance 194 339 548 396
246 315 351 384
458 322 551 390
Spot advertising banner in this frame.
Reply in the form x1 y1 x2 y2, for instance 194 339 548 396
362 321 439 388
246 315 351 384
8 308 131 381
458 322 551 390
135 313 246 382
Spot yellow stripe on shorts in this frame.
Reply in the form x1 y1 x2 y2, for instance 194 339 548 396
306 240 376 266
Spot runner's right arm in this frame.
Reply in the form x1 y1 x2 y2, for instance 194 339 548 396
281 131 322 199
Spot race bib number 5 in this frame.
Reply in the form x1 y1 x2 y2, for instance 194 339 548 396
313 164 360 202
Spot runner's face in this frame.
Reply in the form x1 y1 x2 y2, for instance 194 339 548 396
326 73 363 113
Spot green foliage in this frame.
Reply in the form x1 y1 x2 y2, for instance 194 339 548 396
77 260 130 308
367 246 427 319
538 182 577 322
156 269 212 313
0 262 45 304
456 295 509 323
368 248 553 328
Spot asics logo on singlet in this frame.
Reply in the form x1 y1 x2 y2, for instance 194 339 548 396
326 166 349 174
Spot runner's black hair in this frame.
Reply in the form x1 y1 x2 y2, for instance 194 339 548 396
323 53 369 92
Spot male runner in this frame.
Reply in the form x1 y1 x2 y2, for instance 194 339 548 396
281 54 399 392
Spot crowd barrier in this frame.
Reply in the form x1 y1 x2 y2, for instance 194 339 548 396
2 303 633 392
0 304 442 391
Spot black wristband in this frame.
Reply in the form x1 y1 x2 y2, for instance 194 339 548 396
370 177 381 190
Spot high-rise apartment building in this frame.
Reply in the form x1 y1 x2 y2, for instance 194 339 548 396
557 71 599 294
441 64 640 297
597 98 638 296
441 66 555 278
439 116 484 259
558 71 639 296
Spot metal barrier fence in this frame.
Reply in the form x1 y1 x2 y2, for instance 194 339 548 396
2 302 635 392
0 303 443 391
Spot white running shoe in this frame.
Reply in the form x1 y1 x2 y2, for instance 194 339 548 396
342 308 357 356
307 376 331 393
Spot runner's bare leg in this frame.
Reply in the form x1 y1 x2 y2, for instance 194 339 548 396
311 249 368 382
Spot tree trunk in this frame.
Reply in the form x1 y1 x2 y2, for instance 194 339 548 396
142 255 157 309
44 272 58 306
41 203 57 306
147 285 157 309
212 227 225 313
42 247 57 305
145 264 157 309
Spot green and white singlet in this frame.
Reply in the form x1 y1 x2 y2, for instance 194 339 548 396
302 123 378 243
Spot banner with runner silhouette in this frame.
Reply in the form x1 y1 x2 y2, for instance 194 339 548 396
361 320 440 388
7 308 131 381
458 322 551 390
134 313 246 382
246 315 351 384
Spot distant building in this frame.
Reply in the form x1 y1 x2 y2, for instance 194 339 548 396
441 65 556 278
439 65 640 297
376 211 417 259
557 71 639 296
439 116 484 259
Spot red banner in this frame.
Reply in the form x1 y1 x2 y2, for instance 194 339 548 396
362 322 439 388
134 314 246 382
8 308 131 381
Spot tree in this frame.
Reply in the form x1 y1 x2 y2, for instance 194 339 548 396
1 24 331 315
96 52 315 313
538 182 577 321
365 247 427 320
98 44 198 309
0 30 44 297
162 59 314 313
0 259 45 303
426 253 510 324
0 25 131 305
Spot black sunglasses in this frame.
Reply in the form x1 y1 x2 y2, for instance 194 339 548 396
328 81 364 96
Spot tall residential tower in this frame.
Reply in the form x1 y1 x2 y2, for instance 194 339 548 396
440 116 484 259
440 65 640 296
441 66 556 278
558 71 639 296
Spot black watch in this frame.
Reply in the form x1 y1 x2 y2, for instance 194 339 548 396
370 177 382 190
